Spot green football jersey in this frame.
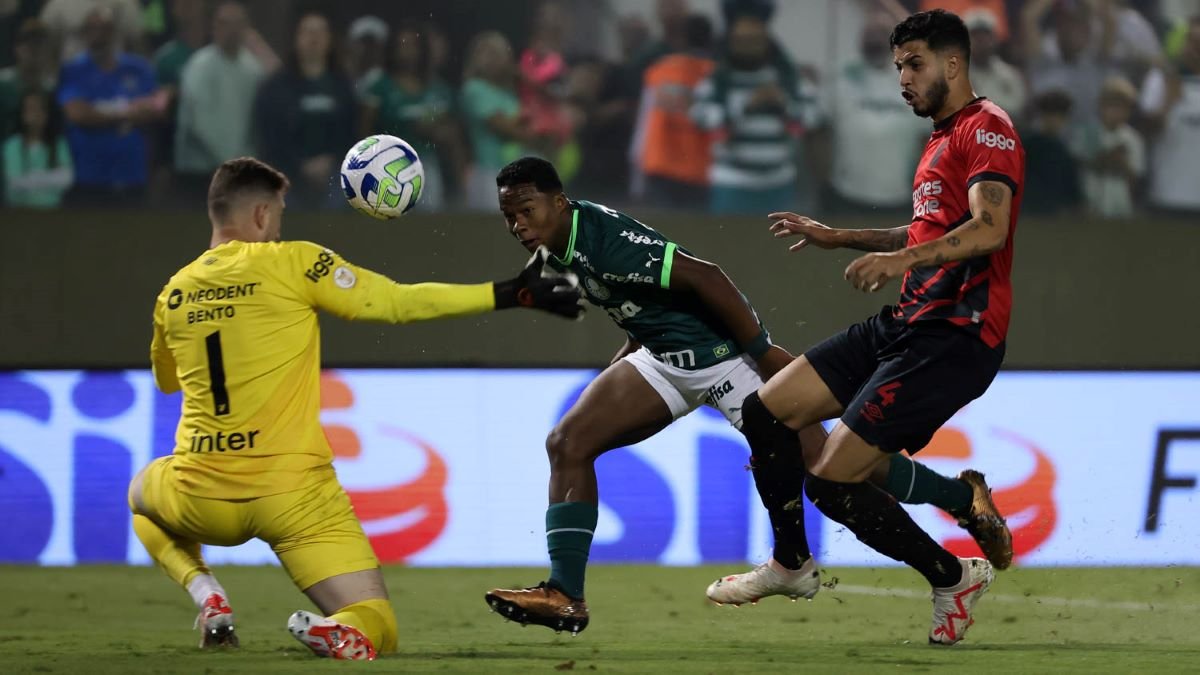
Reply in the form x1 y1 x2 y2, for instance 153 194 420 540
550 200 755 369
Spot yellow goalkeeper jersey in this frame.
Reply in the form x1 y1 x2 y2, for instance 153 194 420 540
151 239 494 499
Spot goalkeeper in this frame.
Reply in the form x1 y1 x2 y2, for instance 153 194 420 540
127 157 583 660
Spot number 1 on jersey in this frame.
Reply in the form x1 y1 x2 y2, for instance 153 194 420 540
204 331 231 416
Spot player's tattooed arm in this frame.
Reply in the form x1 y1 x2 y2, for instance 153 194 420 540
899 180 1012 269
768 212 909 252
844 226 911 252
843 180 1012 291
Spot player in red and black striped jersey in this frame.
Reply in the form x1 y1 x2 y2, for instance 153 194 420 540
742 10 1021 645
896 95 1022 347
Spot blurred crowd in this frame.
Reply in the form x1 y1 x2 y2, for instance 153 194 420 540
2 0 1199 218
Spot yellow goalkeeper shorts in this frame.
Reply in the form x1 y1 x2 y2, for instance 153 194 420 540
137 455 380 591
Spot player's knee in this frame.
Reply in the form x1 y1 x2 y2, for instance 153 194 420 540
797 423 828 470
804 474 844 514
808 450 873 483
740 392 767 440
740 392 797 464
545 425 592 468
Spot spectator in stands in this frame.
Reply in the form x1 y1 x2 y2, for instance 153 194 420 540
964 8 1026 120
1101 0 1164 80
346 15 388 99
0 1 42 70
175 1 267 201
519 1 577 181
1072 75 1145 218
42 0 143 62
1164 2 1200 59
1022 90 1083 216
254 12 356 210
632 0 690 81
1023 0 1111 129
361 24 461 210
631 13 714 209
461 31 542 209
691 5 815 214
152 0 206 203
617 13 651 70
427 22 452 84
819 10 926 213
564 57 639 204
58 5 165 207
154 0 207 94
520 1 569 133
918 0 1010 43
3 89 72 208
0 19 57 141
1145 14 1200 212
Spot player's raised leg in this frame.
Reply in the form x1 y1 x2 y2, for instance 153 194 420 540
485 359 673 634
873 456 1012 569
804 422 993 645
775 334 997 643
128 458 237 649
756 348 1011 571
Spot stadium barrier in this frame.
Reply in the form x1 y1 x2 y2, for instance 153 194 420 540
3 210 1200 370
2 368 1197 567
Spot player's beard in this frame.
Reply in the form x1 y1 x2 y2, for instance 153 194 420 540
913 76 950 118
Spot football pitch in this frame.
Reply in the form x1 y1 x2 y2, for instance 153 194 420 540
3 565 1198 673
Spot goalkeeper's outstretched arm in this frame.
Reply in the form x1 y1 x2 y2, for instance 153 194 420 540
302 245 584 323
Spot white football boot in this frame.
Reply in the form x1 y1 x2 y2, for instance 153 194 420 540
706 556 821 605
196 593 238 649
929 557 995 645
287 610 377 660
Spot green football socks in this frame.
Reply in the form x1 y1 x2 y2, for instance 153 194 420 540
546 501 598 600
884 454 973 518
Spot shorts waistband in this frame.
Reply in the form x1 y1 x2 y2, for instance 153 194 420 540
648 339 741 370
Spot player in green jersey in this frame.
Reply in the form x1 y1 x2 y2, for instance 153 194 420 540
483 157 1010 635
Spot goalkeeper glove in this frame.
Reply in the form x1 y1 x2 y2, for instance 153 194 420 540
494 246 585 320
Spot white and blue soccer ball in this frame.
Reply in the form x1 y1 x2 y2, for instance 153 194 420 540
340 134 425 220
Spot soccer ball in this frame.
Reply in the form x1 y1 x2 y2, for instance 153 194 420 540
340 134 425 219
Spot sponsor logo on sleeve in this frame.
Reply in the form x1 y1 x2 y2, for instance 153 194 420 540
975 128 1016 151
305 250 336 283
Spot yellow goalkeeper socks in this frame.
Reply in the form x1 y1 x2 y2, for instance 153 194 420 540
328 598 398 653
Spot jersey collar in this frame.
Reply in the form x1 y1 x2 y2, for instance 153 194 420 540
552 207 579 266
933 96 986 132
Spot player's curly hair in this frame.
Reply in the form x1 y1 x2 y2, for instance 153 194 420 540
208 157 290 223
889 9 971 63
496 157 564 194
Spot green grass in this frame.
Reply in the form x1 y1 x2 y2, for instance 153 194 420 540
2 565 1199 673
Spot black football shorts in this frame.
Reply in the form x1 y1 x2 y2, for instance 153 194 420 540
804 307 1004 454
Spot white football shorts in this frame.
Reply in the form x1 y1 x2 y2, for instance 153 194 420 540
623 346 764 429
